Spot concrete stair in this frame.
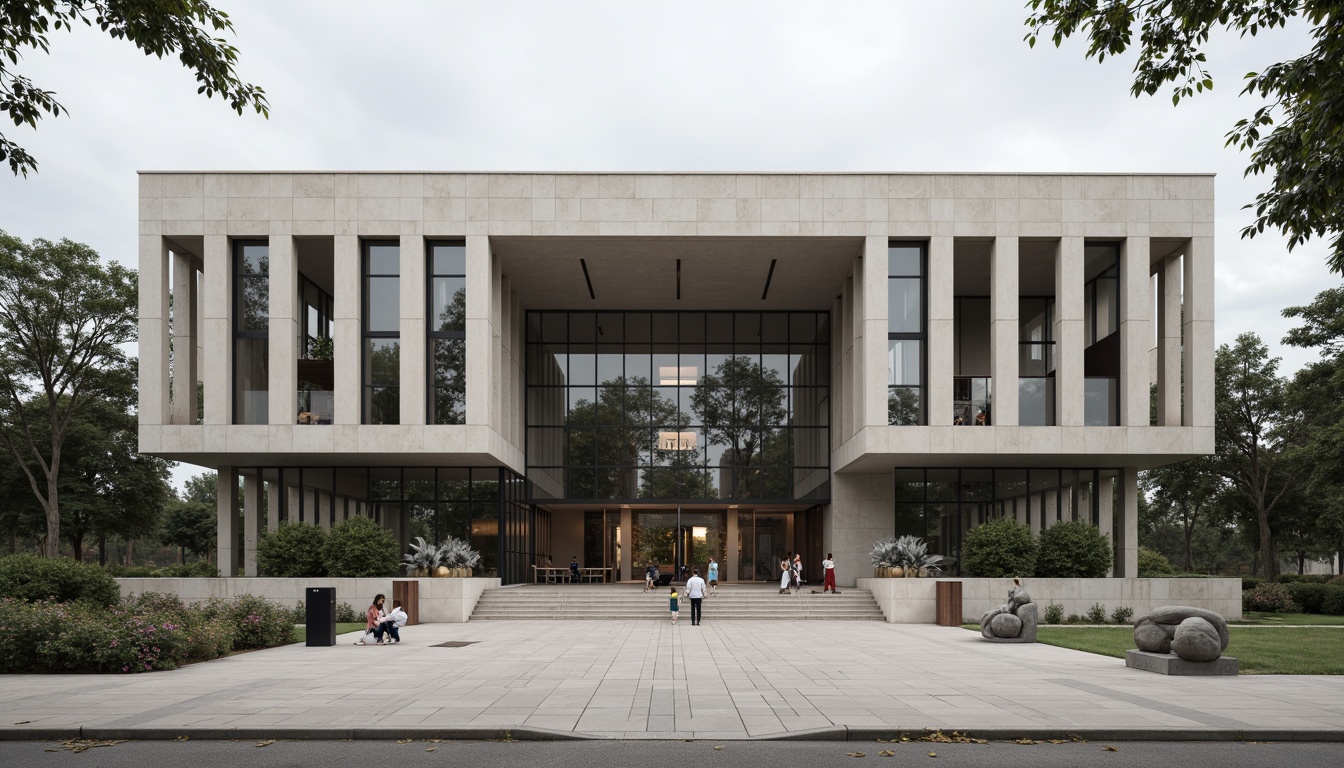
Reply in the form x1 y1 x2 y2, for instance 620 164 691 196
469 584 886 621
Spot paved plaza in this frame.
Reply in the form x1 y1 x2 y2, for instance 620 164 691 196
2 621 1342 740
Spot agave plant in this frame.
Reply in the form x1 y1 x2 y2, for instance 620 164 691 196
438 536 482 570
870 537 903 567
402 536 442 573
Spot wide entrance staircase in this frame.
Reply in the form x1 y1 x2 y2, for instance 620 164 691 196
470 583 886 621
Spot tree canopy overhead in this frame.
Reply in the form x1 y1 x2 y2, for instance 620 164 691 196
1 0 269 176
1024 1 1344 274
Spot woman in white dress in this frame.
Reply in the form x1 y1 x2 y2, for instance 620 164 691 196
779 554 792 594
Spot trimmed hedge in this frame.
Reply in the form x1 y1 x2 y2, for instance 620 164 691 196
0 554 120 607
257 522 329 577
1324 586 1344 616
1286 583 1328 614
1278 573 1331 585
960 517 1037 577
1137 547 1175 577
1242 577 1263 591
1035 521 1112 578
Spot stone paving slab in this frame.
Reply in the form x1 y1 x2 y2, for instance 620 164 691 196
1 621 1342 740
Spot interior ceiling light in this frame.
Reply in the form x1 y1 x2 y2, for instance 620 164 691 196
761 258 777 300
580 258 596 300
658 366 698 385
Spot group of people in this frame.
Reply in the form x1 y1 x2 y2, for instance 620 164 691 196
354 593 409 645
779 552 839 594
644 557 721 594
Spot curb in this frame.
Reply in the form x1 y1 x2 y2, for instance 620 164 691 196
3 726 1343 743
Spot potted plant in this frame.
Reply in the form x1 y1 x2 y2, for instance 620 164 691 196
402 536 441 577
438 536 481 578
869 538 904 577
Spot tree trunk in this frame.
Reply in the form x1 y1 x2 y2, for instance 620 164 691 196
1182 518 1194 572
125 538 134 565
42 469 60 558
1298 551 1306 575
71 530 84 561
1257 507 1277 579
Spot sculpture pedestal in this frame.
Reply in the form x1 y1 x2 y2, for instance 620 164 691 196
1124 649 1238 676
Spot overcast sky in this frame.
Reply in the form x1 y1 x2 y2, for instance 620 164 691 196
0 1 1338 484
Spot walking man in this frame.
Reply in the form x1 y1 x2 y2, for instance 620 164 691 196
685 568 707 626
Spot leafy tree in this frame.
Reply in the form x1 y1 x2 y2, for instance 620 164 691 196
1214 332 1302 578
1 0 268 176
322 516 398 577
1036 520 1113 578
961 517 1038 577
1024 1 1344 274
1137 546 1176 577
161 498 215 564
0 231 138 558
691 357 787 498
1141 455 1223 571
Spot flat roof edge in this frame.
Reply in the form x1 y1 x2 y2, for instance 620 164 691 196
136 170 1218 177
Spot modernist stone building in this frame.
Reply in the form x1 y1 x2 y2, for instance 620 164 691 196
136 172 1214 586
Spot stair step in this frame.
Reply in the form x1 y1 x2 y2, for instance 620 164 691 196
469 585 885 621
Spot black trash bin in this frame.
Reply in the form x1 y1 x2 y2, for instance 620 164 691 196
305 587 336 647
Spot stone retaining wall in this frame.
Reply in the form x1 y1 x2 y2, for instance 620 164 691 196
115 577 500 623
855 577 1243 624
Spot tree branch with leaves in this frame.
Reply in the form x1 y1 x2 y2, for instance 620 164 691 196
1 0 269 175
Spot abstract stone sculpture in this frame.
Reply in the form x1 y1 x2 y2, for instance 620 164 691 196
1126 605 1236 675
1131 605 1229 658
980 578 1037 643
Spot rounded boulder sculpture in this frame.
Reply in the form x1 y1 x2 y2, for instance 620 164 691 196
1132 606 1229 660
980 578 1038 644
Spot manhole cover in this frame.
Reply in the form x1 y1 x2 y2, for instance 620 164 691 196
430 641 479 648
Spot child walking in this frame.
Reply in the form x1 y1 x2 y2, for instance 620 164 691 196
669 586 680 624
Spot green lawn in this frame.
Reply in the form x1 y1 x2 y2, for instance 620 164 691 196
1237 612 1344 626
1033 626 1344 674
292 622 365 645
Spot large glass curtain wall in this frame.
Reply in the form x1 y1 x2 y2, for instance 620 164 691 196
427 242 467 424
895 467 1119 573
233 240 270 424
526 311 831 502
888 243 926 425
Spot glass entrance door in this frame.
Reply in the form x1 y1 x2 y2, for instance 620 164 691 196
583 510 622 581
737 510 790 581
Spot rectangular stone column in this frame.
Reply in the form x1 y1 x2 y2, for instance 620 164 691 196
725 510 739 583
202 235 231 425
1183 237 1215 427
243 472 260 576
266 480 280 532
268 236 298 426
1054 237 1084 426
465 236 491 426
217 467 238 576
139 236 170 427
620 508 633 582
1115 468 1139 577
926 236 954 425
1120 237 1152 426
840 275 854 440
333 235 361 425
990 236 1019 425
862 236 888 429
170 251 199 425
1157 254 1183 426
399 234 426 425
1097 475 1114 574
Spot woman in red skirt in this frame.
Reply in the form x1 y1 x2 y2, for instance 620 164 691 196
822 553 837 593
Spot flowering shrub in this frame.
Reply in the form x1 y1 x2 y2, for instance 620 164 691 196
198 594 292 650
1243 582 1297 613
0 593 290 674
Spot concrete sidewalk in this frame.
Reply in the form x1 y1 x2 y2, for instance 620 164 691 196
1 621 1342 741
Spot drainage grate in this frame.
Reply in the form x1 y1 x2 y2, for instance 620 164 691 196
430 641 479 648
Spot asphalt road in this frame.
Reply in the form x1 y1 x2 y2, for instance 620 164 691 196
1 739 1341 768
